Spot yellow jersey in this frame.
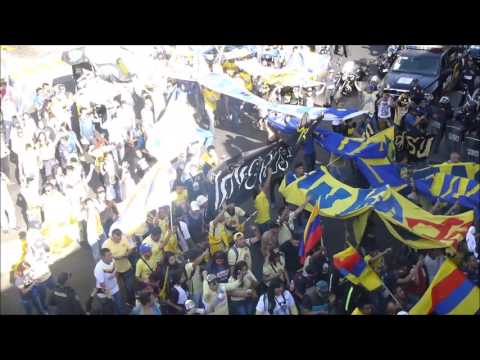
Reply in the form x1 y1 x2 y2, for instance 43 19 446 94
202 88 220 111
255 191 271 225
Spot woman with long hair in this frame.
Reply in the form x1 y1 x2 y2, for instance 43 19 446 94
255 277 298 315
156 251 183 313
206 251 230 284
35 131 58 181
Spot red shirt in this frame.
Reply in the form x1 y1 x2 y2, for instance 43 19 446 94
403 266 428 296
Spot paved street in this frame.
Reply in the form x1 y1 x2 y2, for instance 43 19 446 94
0 45 455 314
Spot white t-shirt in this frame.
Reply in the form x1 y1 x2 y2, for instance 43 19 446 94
466 226 478 258
223 207 246 229
173 285 188 305
94 259 120 295
377 99 392 119
256 290 296 315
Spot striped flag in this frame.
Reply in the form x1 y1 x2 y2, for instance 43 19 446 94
300 202 323 264
333 246 383 291
409 259 480 315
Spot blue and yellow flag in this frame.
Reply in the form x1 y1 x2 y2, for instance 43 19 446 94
313 127 390 159
415 173 479 213
354 157 407 189
413 162 480 182
278 166 474 249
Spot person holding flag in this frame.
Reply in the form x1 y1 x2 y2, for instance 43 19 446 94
332 246 383 292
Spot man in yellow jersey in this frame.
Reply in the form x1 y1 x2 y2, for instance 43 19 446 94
102 229 135 306
208 206 230 255
141 226 164 266
201 86 220 134
254 168 273 235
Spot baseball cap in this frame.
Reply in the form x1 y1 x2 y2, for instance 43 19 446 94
190 201 200 212
315 280 329 293
233 232 244 241
139 243 152 255
196 195 208 206
397 311 409 315
206 274 217 283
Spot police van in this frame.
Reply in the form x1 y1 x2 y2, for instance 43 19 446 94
382 45 462 99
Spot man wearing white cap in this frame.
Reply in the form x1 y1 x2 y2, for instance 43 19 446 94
228 231 257 271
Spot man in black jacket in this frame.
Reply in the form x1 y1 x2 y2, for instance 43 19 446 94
48 272 85 315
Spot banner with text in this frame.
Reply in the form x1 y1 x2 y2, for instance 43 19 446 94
208 142 294 218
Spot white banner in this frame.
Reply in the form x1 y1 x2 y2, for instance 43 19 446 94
197 72 367 122
235 58 322 87
146 98 213 163
111 162 175 236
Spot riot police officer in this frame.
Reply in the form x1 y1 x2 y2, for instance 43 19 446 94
428 96 451 154
456 100 477 129
48 272 84 315
409 79 424 105
460 56 479 96
463 100 479 136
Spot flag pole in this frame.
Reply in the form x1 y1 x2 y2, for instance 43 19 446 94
380 281 404 311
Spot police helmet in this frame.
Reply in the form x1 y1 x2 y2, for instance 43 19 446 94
439 96 450 105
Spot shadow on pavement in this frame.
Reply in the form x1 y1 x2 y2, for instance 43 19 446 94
222 134 265 158
361 45 387 58
1 244 95 315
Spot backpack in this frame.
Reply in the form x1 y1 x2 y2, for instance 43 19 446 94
262 291 290 315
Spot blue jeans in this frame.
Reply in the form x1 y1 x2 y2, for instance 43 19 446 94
230 299 255 315
112 291 126 315
192 292 203 309
36 275 56 311
90 241 101 263
118 269 135 305
20 287 48 315
257 222 270 235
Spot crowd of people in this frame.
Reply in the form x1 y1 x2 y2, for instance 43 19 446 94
1 45 479 315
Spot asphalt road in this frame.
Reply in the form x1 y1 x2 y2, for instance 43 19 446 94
0 45 456 314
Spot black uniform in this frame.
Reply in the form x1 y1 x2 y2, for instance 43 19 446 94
85 291 115 315
460 64 479 95
48 285 85 315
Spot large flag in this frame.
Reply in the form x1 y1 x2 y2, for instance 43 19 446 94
198 72 367 121
278 166 474 249
300 202 323 264
409 259 480 315
313 126 408 189
313 127 389 159
146 98 213 164
111 162 174 236
373 188 474 247
413 162 480 183
207 142 294 219
333 246 383 291
354 157 407 189
414 173 479 214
